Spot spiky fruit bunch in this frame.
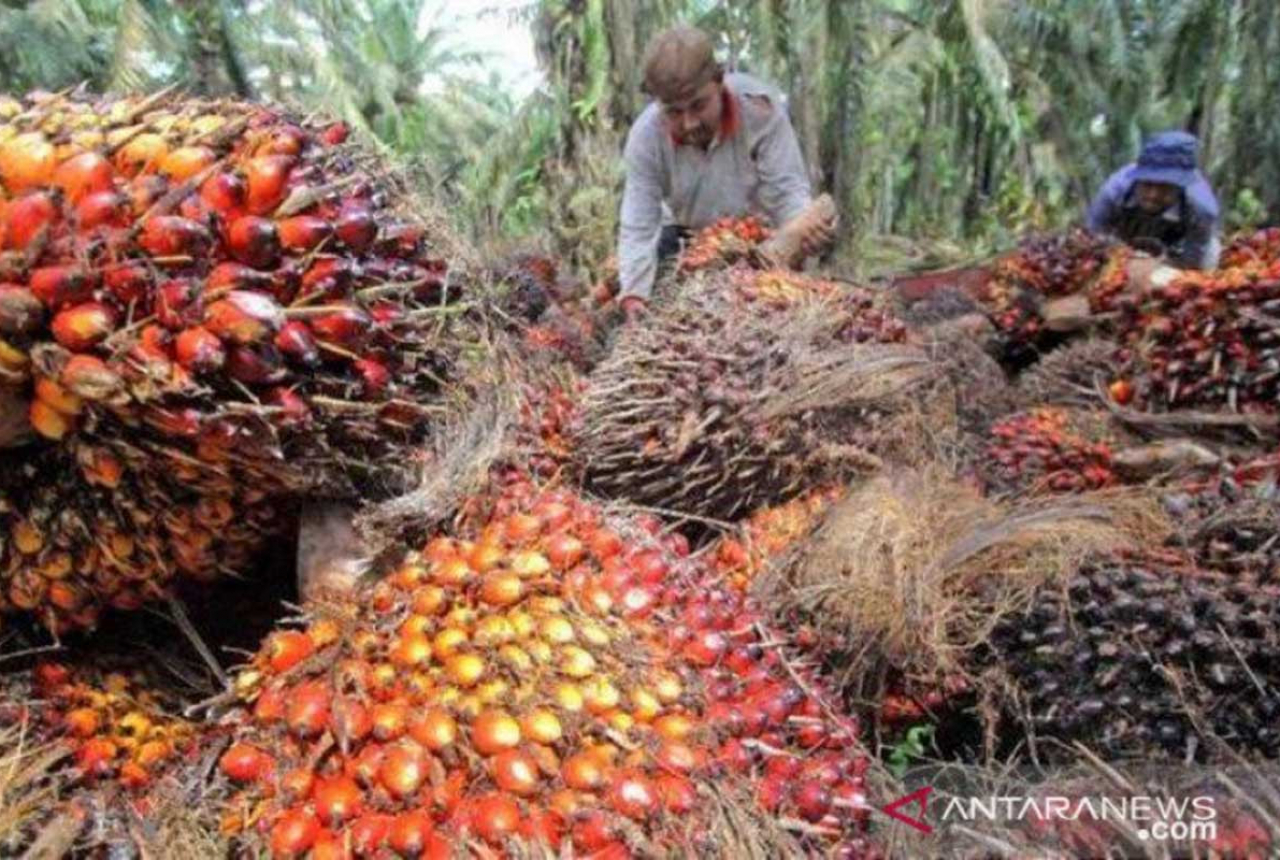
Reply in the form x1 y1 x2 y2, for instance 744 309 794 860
1016 339 1121 408
986 549 1280 761
576 271 924 521
0 446 281 630
1163 455 1280 584
0 91 469 627
712 487 842 593
1111 260 1280 413
981 408 1117 495
982 230 1127 346
0 658 201 790
217 483 869 858
678 217 771 274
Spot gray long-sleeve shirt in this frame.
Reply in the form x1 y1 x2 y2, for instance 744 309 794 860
617 72 813 300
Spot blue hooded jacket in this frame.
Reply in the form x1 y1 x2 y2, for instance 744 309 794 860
1086 131 1221 269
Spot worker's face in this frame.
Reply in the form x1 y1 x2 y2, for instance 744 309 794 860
1134 181 1180 214
662 79 723 149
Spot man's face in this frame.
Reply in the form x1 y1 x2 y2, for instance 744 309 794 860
662 79 723 149
1133 181 1180 213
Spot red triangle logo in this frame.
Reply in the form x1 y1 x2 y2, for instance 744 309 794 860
881 786 933 833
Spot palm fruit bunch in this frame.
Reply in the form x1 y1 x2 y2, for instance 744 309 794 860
0 657 201 791
576 271 921 521
981 229 1127 348
1162 453 1280 584
985 548 1280 761
516 377 582 481
1220 225 1280 269
215 481 872 859
1110 258 1280 413
712 486 842 593
0 443 282 630
1016 338 1123 408
0 90 468 627
980 407 1117 495
677 216 771 274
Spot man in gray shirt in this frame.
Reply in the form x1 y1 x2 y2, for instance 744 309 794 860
617 26 833 319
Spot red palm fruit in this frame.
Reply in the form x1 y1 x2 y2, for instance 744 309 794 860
377 743 426 799
29 400 70 440
7 191 58 250
0 284 43 333
156 279 201 330
378 221 424 258
278 215 333 251
285 681 331 738
203 290 284 344
0 133 56 195
354 358 390 397
350 813 394 856
103 262 152 305
140 215 212 257
269 807 320 858
265 386 311 427
252 685 286 722
142 405 202 438
330 696 372 745
205 261 274 296
571 811 615 853
656 774 697 813
219 742 273 782
271 258 304 303
519 807 564 847
266 630 315 673
61 354 123 401
225 342 287 385
129 174 169 215
199 171 246 215
159 146 216 182
322 122 350 146
258 126 307 157
74 737 119 778
245 155 294 214
53 152 113 202
76 189 130 231
274 321 320 367
309 305 372 350
30 265 95 309
470 794 521 845
177 194 210 223
335 207 376 251
492 750 541 797
299 257 355 301
388 810 441 857
367 302 403 328
51 302 117 351
370 702 408 741
793 780 833 823
608 770 659 820
313 775 363 827
227 215 281 269
309 833 345 860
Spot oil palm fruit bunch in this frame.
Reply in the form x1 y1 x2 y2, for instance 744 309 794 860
1163 455 1280 584
981 407 1117 495
1221 226 1280 269
982 229 1127 348
985 549 1280 761
1111 258 1280 413
0 444 282 630
712 486 842 593
677 216 771 274
575 271 924 521
216 482 870 858
0 656 201 791
0 90 468 627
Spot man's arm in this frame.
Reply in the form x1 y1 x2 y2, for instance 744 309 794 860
1085 167 1131 235
1176 175 1222 270
751 101 812 229
617 119 666 302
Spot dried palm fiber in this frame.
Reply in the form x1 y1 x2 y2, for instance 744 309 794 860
754 464 1167 700
0 90 478 628
1015 338 1119 409
895 283 985 328
984 548 1280 762
575 268 938 520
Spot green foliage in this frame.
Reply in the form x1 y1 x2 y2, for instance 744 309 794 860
887 723 935 778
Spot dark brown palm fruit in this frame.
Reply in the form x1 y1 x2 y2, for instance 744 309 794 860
0 91 471 629
985 550 1280 762
574 270 920 521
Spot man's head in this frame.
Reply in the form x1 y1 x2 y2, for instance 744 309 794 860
1131 131 1200 212
643 26 724 148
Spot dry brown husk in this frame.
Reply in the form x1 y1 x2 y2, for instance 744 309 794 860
755 464 1171 692
1017 338 1118 409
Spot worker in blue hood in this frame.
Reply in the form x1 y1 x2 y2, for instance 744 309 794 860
1086 131 1221 269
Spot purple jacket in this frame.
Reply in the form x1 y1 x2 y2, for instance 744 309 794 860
1086 164 1221 269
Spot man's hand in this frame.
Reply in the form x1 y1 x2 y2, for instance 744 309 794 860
621 296 648 322
799 212 837 259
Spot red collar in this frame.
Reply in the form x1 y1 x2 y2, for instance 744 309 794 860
668 85 741 148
